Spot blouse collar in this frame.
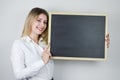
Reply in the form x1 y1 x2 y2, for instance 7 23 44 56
22 36 38 45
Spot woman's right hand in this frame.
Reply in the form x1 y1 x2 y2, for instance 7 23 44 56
42 44 51 64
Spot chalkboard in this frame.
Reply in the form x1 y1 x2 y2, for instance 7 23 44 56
48 13 107 61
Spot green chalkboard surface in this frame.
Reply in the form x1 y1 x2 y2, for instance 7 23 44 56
48 13 107 61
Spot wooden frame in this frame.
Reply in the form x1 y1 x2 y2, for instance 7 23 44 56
48 12 108 61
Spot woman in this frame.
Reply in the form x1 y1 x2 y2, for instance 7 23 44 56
11 7 110 80
11 7 54 80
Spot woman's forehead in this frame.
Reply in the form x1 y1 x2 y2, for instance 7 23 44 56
37 14 47 20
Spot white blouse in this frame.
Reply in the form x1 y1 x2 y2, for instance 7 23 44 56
11 36 54 80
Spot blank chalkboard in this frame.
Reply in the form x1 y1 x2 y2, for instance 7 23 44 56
48 13 107 61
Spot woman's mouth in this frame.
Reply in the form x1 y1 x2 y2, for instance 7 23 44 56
36 26 44 32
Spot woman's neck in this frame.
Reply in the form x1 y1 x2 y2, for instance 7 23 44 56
29 33 39 44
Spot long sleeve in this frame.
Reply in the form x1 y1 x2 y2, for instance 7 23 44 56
11 40 45 80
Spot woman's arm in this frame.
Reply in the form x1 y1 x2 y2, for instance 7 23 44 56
11 40 45 80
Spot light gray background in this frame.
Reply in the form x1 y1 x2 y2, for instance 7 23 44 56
0 0 120 80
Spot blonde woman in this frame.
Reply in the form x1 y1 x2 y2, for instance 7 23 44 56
11 7 110 80
11 7 54 80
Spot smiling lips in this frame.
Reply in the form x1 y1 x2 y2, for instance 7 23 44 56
36 26 44 32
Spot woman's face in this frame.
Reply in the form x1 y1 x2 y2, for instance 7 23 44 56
31 13 47 36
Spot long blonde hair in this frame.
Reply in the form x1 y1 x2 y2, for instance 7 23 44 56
21 7 49 44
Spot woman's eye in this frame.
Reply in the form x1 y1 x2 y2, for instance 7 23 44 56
37 20 41 22
44 21 47 24
37 19 47 25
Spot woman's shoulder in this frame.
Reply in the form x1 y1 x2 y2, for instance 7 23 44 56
12 37 27 45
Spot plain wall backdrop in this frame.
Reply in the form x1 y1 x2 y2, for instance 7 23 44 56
0 0 120 80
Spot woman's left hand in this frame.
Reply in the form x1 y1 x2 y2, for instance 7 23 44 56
105 33 110 48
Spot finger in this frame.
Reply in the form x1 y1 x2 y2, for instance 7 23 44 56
48 43 50 49
47 43 51 52
105 33 110 39
47 52 51 59
105 38 109 42
106 33 109 37
44 44 50 51
106 34 110 40
49 52 52 56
